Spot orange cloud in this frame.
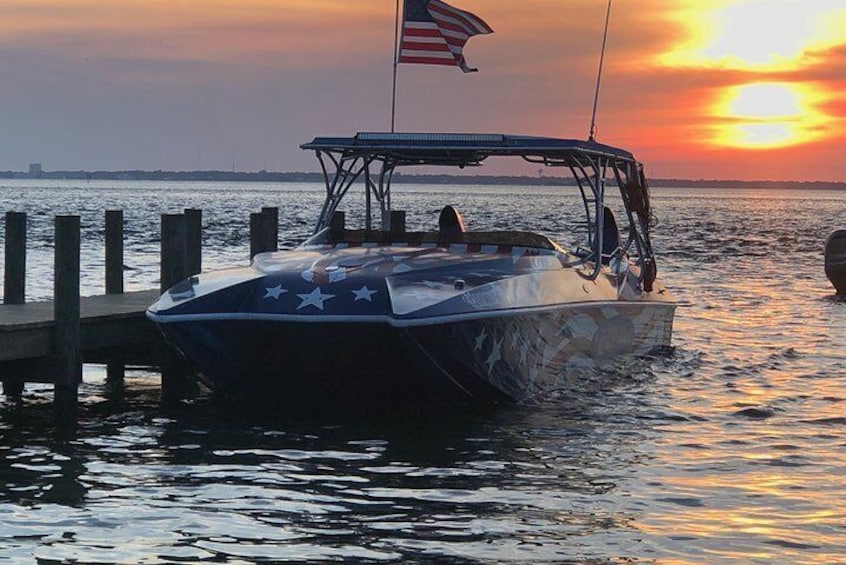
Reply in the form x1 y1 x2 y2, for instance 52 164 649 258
657 0 846 72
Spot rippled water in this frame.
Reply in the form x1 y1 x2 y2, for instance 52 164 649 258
1 180 844 563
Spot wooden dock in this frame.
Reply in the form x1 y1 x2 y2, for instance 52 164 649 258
0 289 163 374
1 207 280 422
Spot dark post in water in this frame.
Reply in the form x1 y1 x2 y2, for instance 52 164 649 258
1 211 26 397
104 210 125 387
105 210 124 295
4 211 27 305
54 215 81 423
261 206 279 252
160 213 189 402
161 214 188 294
185 208 203 276
250 209 277 259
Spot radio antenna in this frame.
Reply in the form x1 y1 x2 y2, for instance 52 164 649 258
588 0 613 142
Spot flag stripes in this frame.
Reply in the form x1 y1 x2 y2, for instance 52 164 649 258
399 0 493 72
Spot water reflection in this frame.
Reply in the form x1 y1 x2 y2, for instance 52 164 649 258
0 361 668 563
1 183 845 563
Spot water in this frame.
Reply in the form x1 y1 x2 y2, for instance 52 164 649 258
0 180 844 564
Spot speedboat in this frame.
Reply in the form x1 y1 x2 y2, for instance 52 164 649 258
147 132 676 415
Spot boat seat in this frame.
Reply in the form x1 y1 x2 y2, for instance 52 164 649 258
438 205 466 240
601 206 620 264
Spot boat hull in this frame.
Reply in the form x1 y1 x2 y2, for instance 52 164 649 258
156 300 675 417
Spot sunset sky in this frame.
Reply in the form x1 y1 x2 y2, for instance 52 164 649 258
1 0 844 181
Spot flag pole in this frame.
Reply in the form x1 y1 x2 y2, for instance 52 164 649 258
391 0 401 133
588 0 612 142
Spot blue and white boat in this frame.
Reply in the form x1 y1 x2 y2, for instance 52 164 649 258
147 133 675 415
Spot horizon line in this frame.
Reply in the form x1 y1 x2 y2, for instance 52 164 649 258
1 169 844 187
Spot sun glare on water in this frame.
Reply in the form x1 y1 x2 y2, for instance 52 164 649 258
712 82 829 149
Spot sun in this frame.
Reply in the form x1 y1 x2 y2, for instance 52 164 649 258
711 82 828 149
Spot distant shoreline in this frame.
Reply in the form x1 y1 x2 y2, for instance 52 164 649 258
1 170 844 190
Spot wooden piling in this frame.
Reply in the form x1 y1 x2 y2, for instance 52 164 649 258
185 208 202 276
104 210 125 387
159 213 189 402
161 214 187 293
54 215 81 422
261 206 279 252
105 210 124 295
4 211 27 305
250 211 276 258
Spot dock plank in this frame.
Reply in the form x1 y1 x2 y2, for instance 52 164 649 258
0 289 164 363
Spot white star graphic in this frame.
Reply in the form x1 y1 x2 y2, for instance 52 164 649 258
296 287 336 311
474 327 488 352
263 285 288 300
527 366 539 388
352 286 378 302
486 338 504 374
510 329 521 349
520 340 531 367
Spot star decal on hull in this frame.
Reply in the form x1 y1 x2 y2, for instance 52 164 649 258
263 285 288 300
352 286 378 302
296 287 336 311
485 337 504 375
474 327 488 352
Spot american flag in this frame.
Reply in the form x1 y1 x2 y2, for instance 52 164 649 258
399 0 493 73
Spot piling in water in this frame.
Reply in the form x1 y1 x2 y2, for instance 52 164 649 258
4 211 27 305
261 206 279 252
159 213 190 402
185 208 203 276
54 215 81 423
250 208 278 258
105 210 125 387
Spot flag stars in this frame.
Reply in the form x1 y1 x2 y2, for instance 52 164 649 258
352 286 378 302
296 286 336 311
520 340 531 367
474 327 488 352
510 329 521 350
263 285 288 300
486 337 504 375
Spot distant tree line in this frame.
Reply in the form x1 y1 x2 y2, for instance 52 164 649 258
0 169 843 189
